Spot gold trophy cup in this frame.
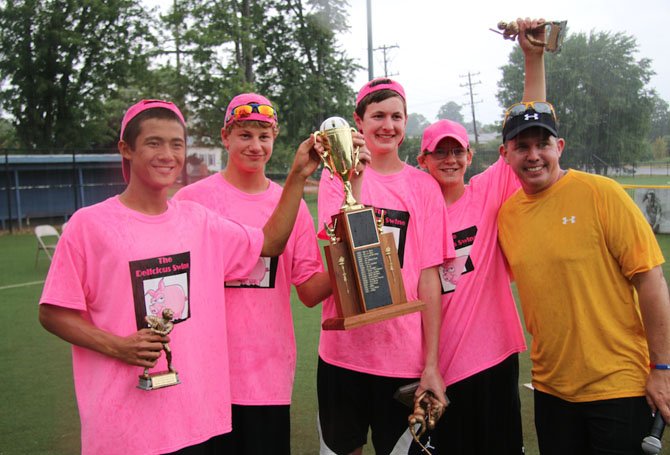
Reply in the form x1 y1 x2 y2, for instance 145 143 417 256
314 117 424 330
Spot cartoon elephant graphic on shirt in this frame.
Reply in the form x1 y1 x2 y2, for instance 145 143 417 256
146 278 187 319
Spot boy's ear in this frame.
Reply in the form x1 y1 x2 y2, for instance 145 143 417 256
353 111 363 132
118 140 132 160
417 153 427 169
221 128 229 148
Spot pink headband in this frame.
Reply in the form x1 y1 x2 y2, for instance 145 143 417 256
120 99 185 140
224 93 277 127
355 78 406 107
119 99 185 183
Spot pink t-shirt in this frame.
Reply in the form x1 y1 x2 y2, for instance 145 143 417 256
39 196 264 455
317 164 453 377
173 174 323 405
437 157 527 385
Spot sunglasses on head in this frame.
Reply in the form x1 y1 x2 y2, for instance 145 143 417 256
226 103 277 123
503 101 556 128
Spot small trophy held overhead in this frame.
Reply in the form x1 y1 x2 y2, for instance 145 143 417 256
138 308 181 390
491 20 568 53
315 117 424 330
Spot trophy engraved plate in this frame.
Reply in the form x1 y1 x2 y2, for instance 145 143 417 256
316 117 425 330
137 308 181 391
353 247 392 310
138 371 180 390
347 210 379 248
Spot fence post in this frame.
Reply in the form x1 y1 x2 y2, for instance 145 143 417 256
3 149 13 233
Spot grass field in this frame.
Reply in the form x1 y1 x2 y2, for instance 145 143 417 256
2 186 670 454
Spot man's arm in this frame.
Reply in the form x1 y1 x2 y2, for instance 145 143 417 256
517 17 547 102
262 137 321 257
416 266 447 405
632 265 670 422
296 271 332 308
39 304 166 368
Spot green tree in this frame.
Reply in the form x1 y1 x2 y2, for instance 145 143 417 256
406 113 429 138
649 94 670 141
0 117 19 148
497 30 656 174
399 135 420 167
437 101 464 123
651 136 669 160
176 0 358 160
0 0 155 149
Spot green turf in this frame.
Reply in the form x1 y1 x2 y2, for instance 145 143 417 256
2 185 670 454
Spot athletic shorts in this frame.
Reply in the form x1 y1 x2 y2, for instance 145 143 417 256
227 404 291 455
162 433 233 454
410 353 524 455
317 357 418 455
534 389 653 455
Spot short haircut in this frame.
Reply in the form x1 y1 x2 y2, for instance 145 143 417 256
354 79 407 119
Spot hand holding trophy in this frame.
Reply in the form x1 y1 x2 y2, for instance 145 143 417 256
138 308 181 390
491 19 567 53
314 117 424 330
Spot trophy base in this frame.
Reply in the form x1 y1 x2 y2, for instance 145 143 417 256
322 300 425 331
137 371 181 391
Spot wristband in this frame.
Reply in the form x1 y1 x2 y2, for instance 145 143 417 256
650 363 670 370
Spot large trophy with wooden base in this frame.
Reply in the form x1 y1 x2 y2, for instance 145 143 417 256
314 117 424 330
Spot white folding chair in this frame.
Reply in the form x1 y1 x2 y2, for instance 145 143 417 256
35 225 60 266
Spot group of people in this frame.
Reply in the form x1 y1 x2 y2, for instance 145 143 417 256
38 18 670 455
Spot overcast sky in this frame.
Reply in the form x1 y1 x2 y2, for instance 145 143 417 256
340 0 670 125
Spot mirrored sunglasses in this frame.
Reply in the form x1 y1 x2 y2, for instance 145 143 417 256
227 103 277 123
503 101 556 128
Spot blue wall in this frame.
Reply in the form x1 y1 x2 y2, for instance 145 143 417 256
1 154 125 229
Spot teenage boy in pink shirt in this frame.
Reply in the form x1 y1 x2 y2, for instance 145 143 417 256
414 19 546 454
38 99 321 455
317 79 453 454
173 93 333 454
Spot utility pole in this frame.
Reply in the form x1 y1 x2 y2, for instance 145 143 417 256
374 44 399 78
460 72 482 146
366 0 374 80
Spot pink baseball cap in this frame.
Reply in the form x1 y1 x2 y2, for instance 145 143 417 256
421 119 470 153
355 77 406 107
119 99 186 183
224 93 277 127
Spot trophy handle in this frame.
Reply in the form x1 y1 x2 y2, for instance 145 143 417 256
350 127 361 174
313 131 335 179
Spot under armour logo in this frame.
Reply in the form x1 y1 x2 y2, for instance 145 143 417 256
425 437 435 450
562 216 576 224
524 113 539 121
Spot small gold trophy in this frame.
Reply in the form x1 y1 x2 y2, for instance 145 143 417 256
314 117 424 330
491 20 568 53
137 308 181 390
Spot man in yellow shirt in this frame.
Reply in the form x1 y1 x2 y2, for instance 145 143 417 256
497 103 670 454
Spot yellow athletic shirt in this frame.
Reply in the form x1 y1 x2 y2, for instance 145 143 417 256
498 170 664 402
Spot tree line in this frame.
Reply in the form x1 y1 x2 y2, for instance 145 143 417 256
1 2 668 174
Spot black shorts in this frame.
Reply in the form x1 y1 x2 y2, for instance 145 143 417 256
227 404 291 455
317 357 418 455
162 433 234 454
534 389 653 455
411 353 524 455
